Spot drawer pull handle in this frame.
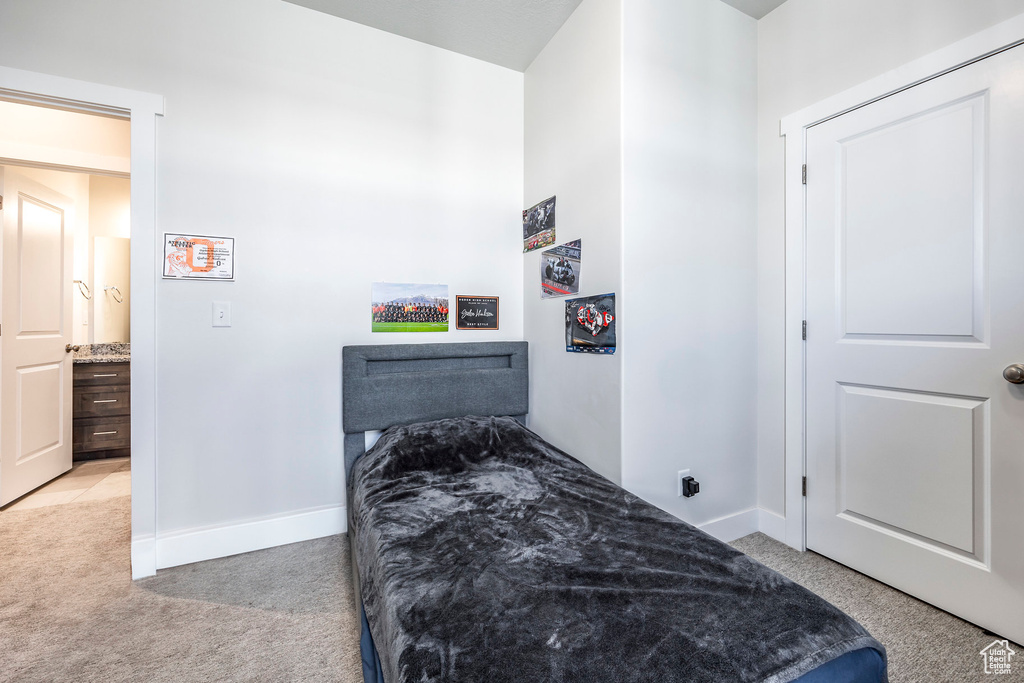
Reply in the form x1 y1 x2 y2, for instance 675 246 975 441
93 399 118 404
93 430 118 436
93 373 118 378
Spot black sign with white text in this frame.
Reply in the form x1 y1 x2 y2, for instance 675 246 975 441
456 296 499 330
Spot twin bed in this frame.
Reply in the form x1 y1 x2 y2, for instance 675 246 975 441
343 342 888 683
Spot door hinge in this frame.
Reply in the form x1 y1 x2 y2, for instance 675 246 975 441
802 320 807 340
0 195 4 210
801 164 807 185
802 476 807 497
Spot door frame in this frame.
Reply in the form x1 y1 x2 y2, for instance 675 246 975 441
0 65 163 578
779 13 1024 552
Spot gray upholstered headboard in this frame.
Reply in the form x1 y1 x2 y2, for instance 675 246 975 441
342 341 529 477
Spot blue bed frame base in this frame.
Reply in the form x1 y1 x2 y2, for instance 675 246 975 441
793 647 886 683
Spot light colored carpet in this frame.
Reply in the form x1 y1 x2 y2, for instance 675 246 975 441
0 496 362 682
3 494 1018 682
732 533 1022 682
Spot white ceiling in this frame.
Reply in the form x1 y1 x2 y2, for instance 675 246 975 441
285 0 585 72
718 0 788 20
284 0 789 72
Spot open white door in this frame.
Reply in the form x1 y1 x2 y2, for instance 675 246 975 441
0 168 75 506
805 44 1024 644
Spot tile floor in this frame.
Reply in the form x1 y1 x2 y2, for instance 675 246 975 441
2 457 130 511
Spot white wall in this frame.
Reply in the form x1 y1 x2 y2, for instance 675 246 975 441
621 0 758 527
756 0 1024 517
0 0 524 543
523 0 623 484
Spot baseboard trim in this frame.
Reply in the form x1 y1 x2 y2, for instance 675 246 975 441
131 535 156 579
757 509 787 543
154 504 347 571
698 507 759 542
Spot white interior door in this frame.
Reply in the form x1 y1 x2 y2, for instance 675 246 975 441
0 168 75 506
805 45 1024 645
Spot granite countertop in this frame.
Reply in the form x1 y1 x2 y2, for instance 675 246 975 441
73 342 131 364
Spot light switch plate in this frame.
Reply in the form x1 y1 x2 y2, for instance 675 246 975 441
212 301 231 327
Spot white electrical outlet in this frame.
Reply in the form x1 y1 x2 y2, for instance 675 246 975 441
677 469 691 497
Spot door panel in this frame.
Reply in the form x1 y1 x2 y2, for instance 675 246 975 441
0 169 74 506
837 384 982 555
805 46 1024 644
19 197 65 335
17 363 64 462
840 95 982 338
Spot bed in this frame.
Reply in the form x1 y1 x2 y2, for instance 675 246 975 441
343 342 887 683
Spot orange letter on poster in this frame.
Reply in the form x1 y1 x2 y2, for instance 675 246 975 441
187 238 218 273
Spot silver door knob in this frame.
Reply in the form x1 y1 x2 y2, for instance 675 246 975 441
1003 364 1024 384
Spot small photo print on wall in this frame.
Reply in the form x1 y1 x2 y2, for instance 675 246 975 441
541 239 581 299
566 293 616 354
455 296 499 330
371 282 449 333
523 195 556 253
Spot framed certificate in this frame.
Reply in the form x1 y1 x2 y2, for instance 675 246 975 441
163 233 234 280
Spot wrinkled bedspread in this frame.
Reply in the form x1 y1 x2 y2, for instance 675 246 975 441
350 416 886 683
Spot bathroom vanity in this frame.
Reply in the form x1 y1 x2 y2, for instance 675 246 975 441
72 344 130 461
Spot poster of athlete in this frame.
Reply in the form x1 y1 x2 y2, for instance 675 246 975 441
540 239 581 299
565 293 616 354
523 195 556 253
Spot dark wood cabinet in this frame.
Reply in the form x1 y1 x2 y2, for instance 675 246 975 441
73 362 130 460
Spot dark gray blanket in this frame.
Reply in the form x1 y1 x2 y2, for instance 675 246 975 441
350 416 886 683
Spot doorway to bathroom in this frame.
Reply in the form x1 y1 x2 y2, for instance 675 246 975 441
0 102 132 511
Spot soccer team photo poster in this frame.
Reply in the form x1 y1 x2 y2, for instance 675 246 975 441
540 239 581 299
523 195 556 253
566 293 616 354
371 282 449 333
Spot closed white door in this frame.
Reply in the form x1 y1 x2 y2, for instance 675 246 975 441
0 169 75 506
805 46 1024 644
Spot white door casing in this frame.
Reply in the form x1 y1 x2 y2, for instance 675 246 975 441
803 46 1024 644
0 169 75 505
0 65 163 578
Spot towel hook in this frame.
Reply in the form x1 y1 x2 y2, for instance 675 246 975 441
74 280 92 300
104 285 124 304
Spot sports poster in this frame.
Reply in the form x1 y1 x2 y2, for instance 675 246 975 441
162 233 234 280
566 293 616 354
540 239 581 299
523 195 556 253
371 282 449 333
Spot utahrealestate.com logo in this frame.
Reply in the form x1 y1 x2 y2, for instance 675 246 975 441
980 640 1016 675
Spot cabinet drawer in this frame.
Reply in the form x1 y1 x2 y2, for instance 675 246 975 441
74 416 131 451
74 388 130 418
74 363 130 387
